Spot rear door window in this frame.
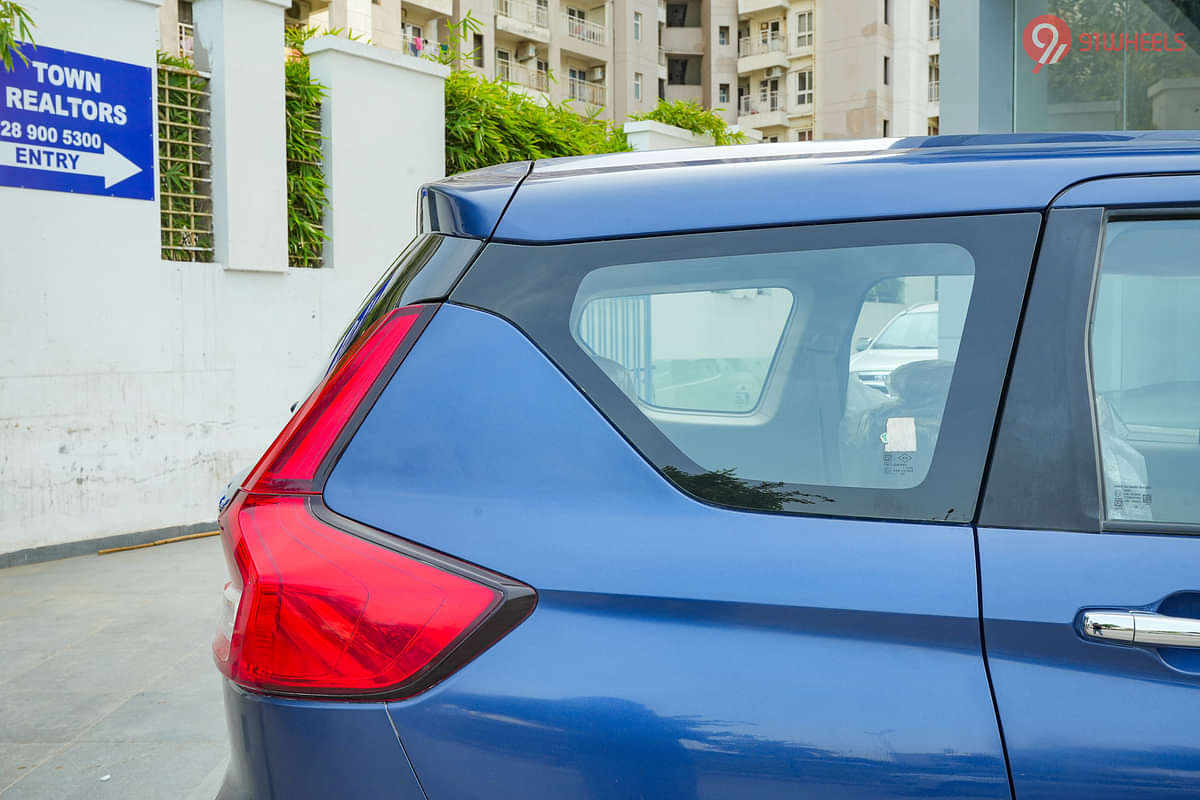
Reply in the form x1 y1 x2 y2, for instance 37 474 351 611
1091 219 1200 524
452 214 1040 521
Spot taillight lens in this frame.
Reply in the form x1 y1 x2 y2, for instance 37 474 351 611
215 494 501 697
244 308 422 494
215 304 536 699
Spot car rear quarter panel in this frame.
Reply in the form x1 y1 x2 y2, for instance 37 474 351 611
322 304 1010 799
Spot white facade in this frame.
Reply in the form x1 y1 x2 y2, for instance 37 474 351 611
1 0 447 560
736 0 940 141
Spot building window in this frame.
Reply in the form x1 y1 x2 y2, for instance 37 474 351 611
883 55 890 86
767 136 779 143
496 47 512 81
472 33 484 67
795 11 812 48
795 69 813 106
634 11 642 40
927 116 939 135
719 25 729 45
659 77 666 99
883 0 890 25
719 83 729 103
634 72 643 101
795 128 813 141
882 118 890 137
928 54 939 102
929 1 940 40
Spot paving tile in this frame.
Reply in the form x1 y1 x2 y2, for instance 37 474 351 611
82 683 226 744
0 744 60 795
0 740 228 800
0 537 230 799
0 691 125 744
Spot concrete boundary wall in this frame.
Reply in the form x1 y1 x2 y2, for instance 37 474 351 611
0 0 447 561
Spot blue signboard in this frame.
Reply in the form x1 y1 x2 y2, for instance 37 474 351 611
0 44 154 200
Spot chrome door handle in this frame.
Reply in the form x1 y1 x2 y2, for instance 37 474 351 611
1082 611 1200 648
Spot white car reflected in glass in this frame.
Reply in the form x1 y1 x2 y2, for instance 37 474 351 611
850 302 939 393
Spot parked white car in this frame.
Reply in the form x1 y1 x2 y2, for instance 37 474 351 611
850 302 939 392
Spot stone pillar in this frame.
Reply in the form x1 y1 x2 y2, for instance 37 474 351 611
192 0 290 271
306 37 449 278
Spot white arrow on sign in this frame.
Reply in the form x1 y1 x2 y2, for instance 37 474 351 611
0 141 142 189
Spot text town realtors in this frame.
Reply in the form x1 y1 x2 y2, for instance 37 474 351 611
5 61 129 126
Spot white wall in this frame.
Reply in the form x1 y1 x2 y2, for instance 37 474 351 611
0 0 446 558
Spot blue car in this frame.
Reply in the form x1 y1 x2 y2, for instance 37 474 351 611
214 133 1200 799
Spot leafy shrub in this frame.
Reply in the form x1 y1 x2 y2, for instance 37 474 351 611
0 1 33 71
630 99 747 145
437 15 630 175
283 26 332 268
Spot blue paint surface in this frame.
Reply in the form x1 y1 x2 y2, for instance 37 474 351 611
323 305 1009 798
419 133 1200 243
0 44 154 200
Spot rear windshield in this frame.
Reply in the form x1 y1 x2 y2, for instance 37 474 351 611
453 214 1039 522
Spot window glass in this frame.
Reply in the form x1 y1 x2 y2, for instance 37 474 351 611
452 214 1040 521
577 288 793 413
570 244 974 491
1091 219 1200 524
1014 0 1200 132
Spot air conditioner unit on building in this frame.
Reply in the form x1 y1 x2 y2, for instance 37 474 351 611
765 66 784 79
588 66 605 82
518 43 538 61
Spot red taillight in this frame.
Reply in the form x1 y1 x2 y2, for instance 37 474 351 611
215 494 501 696
215 304 535 699
244 308 422 494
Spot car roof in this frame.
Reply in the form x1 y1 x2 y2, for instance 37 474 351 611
420 132 1200 243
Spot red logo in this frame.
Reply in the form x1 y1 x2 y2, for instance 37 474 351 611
1023 14 1072 73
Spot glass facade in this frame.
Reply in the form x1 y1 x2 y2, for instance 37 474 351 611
1015 0 1200 131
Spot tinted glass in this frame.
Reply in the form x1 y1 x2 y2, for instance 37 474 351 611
575 287 793 413
452 214 1040 521
1092 218 1200 524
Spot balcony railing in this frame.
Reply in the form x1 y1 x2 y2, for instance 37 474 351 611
178 22 195 58
928 80 940 102
568 77 606 105
401 33 442 58
929 15 940 40
497 59 550 92
738 34 785 58
564 14 608 46
498 0 550 28
738 91 785 116
658 46 666 65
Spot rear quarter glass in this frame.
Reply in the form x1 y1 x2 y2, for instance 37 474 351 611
451 214 1041 523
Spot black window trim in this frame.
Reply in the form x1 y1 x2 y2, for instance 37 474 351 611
453 213 1042 524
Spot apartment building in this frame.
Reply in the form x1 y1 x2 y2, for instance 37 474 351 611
735 0 940 141
158 0 939 138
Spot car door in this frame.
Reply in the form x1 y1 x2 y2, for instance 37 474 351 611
326 213 1042 798
977 175 1200 798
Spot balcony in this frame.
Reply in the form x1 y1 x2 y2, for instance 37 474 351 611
929 15 940 40
497 0 552 43
405 0 454 15
177 22 194 59
737 91 788 130
659 46 666 65
737 34 788 73
737 0 789 18
400 33 443 59
928 80 940 102
567 76 607 106
562 14 609 50
498 59 550 93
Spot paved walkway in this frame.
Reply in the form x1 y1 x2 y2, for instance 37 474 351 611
0 536 228 799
